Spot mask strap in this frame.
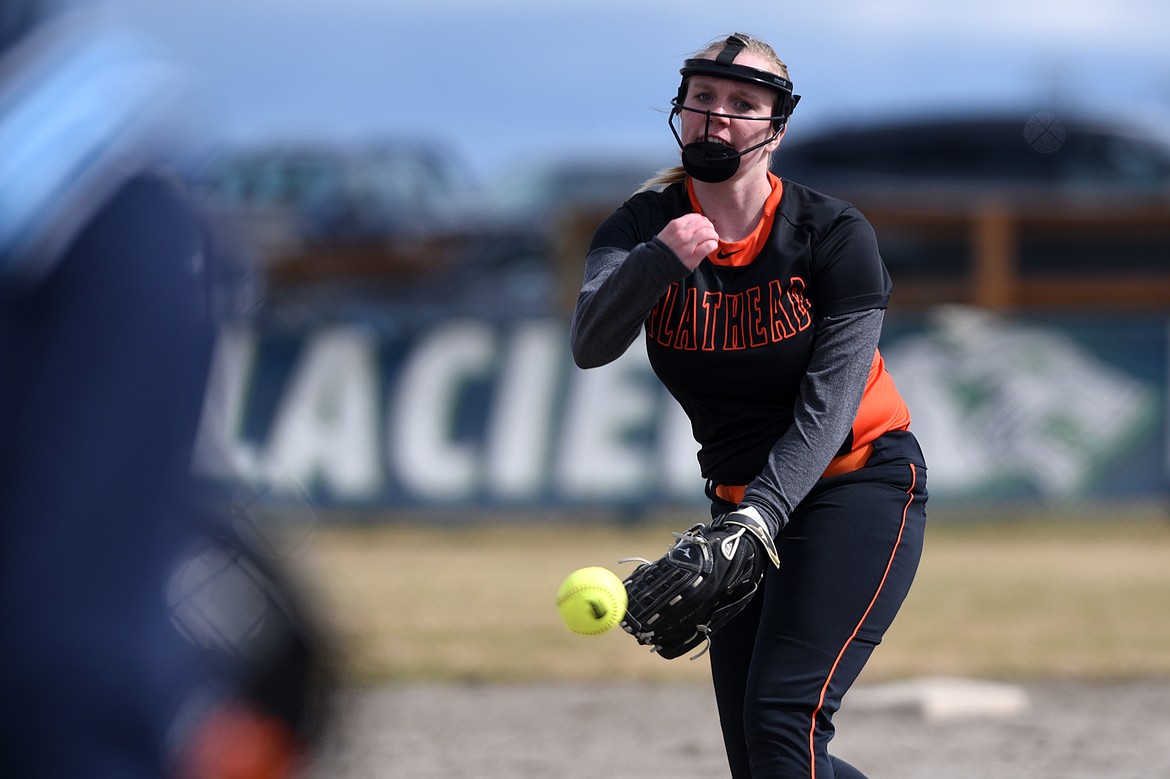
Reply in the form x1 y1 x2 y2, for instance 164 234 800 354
715 34 747 65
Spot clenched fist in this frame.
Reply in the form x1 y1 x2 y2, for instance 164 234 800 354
657 213 719 270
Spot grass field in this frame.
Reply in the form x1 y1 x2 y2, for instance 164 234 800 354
297 505 1170 686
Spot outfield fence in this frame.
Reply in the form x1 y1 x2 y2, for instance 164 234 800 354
194 306 1169 514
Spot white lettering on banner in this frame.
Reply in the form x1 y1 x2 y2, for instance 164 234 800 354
266 326 381 498
556 339 658 499
196 320 708 505
486 320 563 498
193 325 262 479
389 320 495 500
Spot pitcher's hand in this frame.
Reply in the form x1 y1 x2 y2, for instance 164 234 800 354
657 214 718 270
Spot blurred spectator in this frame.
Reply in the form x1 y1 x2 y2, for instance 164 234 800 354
0 3 330 777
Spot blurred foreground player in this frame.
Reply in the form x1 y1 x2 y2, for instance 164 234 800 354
0 3 331 777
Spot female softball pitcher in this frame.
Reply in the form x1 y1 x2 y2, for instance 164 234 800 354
570 32 928 779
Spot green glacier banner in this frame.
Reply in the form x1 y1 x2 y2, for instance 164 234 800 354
194 307 1168 511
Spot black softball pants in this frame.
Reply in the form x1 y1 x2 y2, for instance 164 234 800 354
708 431 928 779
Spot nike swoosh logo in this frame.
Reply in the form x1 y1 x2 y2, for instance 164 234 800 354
716 248 743 260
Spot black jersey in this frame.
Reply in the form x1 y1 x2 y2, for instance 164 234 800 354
588 174 910 485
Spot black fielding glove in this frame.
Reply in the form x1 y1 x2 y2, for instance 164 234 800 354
619 509 779 659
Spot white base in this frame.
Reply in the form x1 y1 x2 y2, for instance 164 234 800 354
848 676 1030 722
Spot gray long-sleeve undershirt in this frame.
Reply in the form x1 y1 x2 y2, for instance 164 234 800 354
739 307 882 537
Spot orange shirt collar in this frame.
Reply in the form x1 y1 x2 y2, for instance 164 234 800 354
686 172 784 267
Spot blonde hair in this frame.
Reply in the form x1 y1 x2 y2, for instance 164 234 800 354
639 32 791 191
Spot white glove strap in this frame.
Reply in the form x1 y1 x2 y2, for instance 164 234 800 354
724 506 780 568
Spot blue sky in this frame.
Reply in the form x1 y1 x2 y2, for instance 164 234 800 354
103 0 1170 184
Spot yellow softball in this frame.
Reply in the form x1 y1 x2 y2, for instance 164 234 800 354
555 566 628 636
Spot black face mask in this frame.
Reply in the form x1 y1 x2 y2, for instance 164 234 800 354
668 34 799 183
668 104 783 184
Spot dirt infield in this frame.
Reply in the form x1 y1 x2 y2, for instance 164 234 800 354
307 677 1170 778
295 516 1170 776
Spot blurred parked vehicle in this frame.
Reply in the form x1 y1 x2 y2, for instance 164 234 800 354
480 157 667 224
193 146 666 316
771 109 1170 307
193 140 502 318
773 109 1170 200
196 140 470 259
